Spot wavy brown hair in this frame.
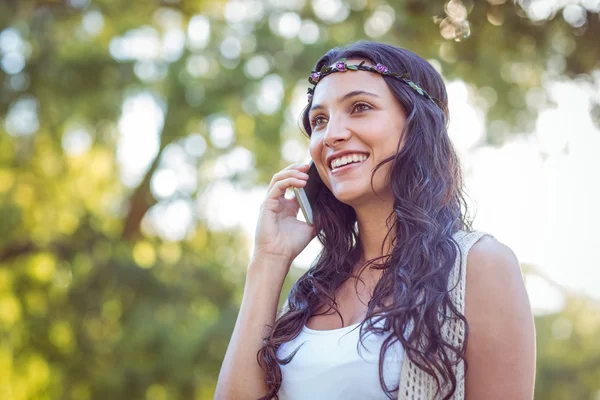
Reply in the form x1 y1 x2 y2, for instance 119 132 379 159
257 41 474 399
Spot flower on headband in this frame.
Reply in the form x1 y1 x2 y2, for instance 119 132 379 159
375 63 389 74
335 60 346 71
307 87 314 102
309 72 321 84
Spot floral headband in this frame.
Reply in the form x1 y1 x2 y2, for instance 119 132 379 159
307 58 442 110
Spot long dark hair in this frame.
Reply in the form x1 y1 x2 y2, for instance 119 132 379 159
257 41 473 400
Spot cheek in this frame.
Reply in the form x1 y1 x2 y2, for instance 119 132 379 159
308 138 322 159
376 118 405 151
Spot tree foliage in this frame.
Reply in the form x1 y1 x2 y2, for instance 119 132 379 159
0 0 599 398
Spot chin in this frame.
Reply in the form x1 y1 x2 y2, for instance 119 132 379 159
331 187 368 206
332 183 391 207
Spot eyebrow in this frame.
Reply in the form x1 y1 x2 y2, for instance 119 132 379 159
309 90 380 113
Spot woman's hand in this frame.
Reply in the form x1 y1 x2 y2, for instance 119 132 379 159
252 163 317 270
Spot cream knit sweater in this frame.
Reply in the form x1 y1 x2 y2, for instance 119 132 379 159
277 230 491 400
397 230 491 400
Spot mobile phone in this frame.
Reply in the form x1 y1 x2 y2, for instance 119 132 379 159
293 160 322 226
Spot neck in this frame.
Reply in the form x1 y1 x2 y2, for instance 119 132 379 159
354 200 396 267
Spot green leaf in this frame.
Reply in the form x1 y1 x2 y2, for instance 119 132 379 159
347 65 358 70
408 81 424 95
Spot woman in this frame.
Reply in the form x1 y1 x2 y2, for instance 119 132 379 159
216 41 536 400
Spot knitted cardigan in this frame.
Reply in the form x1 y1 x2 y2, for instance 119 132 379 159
277 230 491 400
397 230 491 400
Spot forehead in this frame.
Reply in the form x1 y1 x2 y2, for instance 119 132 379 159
310 60 391 106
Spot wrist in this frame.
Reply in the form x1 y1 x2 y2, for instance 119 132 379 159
247 255 291 283
250 250 292 267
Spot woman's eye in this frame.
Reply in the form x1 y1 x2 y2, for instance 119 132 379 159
311 103 370 128
312 116 327 127
353 103 371 113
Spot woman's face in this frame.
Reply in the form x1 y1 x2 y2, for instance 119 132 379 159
308 59 407 207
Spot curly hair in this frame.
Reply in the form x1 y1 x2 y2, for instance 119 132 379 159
257 40 473 400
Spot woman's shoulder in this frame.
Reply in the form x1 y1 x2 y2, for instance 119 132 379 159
466 234 521 282
464 233 531 325
463 235 537 397
450 230 526 307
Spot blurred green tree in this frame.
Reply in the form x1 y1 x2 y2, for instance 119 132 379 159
0 0 599 399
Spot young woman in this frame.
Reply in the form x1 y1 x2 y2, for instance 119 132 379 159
216 41 536 400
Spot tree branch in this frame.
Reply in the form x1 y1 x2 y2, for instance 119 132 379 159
0 241 37 264
121 149 162 242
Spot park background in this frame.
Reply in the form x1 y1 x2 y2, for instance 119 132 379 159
1 0 599 399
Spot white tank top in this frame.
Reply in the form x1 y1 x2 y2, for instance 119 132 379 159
276 230 492 400
276 316 403 400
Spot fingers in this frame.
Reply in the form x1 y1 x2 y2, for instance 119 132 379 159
265 164 310 201
266 163 310 193
266 174 308 202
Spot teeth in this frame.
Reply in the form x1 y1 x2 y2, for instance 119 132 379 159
330 154 368 170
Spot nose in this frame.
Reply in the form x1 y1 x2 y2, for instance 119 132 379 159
323 115 351 149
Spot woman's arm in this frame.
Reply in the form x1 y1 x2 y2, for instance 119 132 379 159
215 162 314 399
214 256 290 400
464 236 536 399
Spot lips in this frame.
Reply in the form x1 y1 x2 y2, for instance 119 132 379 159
326 151 370 171
330 157 367 176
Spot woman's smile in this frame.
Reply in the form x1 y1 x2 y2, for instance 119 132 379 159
330 156 368 176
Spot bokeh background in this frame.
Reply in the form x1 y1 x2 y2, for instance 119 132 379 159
0 0 599 399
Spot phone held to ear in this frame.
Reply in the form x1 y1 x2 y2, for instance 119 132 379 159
293 160 321 226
